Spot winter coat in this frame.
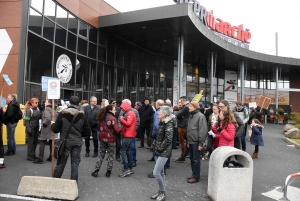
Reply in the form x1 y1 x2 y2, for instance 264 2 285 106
4 100 20 125
40 105 55 140
177 103 190 128
120 102 136 138
255 111 263 123
186 110 208 147
152 107 160 138
0 109 4 128
84 105 100 128
233 111 245 138
153 115 174 158
51 105 91 147
212 122 236 147
24 107 41 133
118 107 140 131
233 106 249 124
248 111 256 125
250 124 264 146
98 113 122 143
139 104 154 128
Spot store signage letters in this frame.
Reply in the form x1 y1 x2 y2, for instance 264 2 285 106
176 0 251 44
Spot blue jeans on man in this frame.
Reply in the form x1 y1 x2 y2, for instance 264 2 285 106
120 138 133 170
6 123 17 153
130 137 136 163
189 144 201 181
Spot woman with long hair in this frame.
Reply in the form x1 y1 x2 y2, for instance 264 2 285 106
250 118 264 159
91 104 122 178
24 98 41 161
212 109 237 148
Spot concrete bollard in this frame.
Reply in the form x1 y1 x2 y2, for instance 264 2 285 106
207 146 253 201
17 176 78 201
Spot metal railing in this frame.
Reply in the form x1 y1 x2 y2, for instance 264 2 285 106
279 172 300 201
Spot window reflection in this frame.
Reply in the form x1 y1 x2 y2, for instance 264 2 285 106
89 43 97 59
76 56 91 91
96 63 103 92
78 37 87 55
56 5 68 28
79 22 87 38
67 32 77 52
98 47 106 62
44 0 55 21
89 27 98 43
68 15 78 34
55 25 66 47
29 8 42 35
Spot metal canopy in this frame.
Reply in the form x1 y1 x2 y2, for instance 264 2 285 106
99 4 300 77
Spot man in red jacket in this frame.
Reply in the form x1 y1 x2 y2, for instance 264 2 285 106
119 100 137 177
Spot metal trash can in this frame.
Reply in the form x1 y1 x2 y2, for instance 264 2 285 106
207 146 253 201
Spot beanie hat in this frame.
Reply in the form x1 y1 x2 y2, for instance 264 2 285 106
190 101 200 109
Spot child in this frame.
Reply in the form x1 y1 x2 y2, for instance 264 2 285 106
250 118 264 159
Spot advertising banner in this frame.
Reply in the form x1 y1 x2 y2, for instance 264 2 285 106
224 70 238 92
48 80 60 99
238 88 289 105
41 76 58 91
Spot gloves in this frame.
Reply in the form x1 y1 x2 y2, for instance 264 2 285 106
217 127 223 133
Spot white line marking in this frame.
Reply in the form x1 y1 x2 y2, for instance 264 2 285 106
0 194 56 201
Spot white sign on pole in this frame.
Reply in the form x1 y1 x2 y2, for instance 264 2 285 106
47 79 60 99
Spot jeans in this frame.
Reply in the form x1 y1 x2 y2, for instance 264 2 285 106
189 144 201 181
153 156 168 192
85 127 98 154
130 137 136 162
172 126 178 148
120 138 133 170
53 145 81 182
6 123 17 152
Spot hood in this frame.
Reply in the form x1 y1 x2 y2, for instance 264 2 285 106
10 101 20 107
120 102 131 112
163 114 175 124
61 105 83 116
255 124 264 128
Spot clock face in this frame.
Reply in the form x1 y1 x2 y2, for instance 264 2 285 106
56 54 72 83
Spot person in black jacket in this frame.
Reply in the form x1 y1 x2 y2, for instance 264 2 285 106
138 98 154 148
3 94 20 156
0 107 5 168
84 96 100 158
255 107 263 123
51 96 91 182
151 106 174 201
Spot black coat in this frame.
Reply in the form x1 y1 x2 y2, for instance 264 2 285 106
139 104 154 127
52 106 91 147
4 101 20 125
177 103 190 128
84 105 100 128
153 115 174 158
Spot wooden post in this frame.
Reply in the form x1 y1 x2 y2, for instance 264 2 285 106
51 98 55 176
0 77 4 99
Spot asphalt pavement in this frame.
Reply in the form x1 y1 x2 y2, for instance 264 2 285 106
0 123 300 201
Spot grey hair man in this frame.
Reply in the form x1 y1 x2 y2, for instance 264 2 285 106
3 94 21 156
84 96 100 157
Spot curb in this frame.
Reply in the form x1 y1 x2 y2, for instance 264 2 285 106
283 137 300 149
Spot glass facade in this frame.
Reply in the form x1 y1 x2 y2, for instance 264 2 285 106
24 0 174 105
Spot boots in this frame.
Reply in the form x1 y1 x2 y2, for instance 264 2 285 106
252 152 258 159
91 170 99 178
105 170 111 178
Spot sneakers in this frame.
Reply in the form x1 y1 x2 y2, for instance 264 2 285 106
148 172 155 178
151 191 160 199
33 158 43 164
156 191 166 201
129 169 134 174
119 169 131 178
0 163 5 169
27 157 35 161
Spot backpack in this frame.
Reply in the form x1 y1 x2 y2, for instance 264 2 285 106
15 106 23 121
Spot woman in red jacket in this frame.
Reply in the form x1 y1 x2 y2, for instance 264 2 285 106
91 104 122 178
212 110 237 147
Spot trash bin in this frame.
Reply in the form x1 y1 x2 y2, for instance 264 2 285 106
207 146 253 201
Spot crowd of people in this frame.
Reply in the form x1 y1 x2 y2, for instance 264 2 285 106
0 94 265 201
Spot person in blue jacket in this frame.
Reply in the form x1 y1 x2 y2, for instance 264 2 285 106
250 118 264 159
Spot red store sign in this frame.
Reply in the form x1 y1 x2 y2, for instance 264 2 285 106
176 0 251 44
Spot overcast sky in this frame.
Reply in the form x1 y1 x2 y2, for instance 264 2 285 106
105 0 300 59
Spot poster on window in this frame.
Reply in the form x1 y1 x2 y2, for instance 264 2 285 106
224 70 238 92
237 88 289 105
224 91 237 109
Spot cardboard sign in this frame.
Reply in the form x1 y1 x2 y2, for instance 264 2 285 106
257 95 271 109
249 102 257 109
47 80 60 99
192 90 203 102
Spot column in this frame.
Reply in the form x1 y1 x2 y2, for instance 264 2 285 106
210 52 214 103
177 35 184 99
240 61 245 104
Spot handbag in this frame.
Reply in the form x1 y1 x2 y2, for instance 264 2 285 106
54 114 78 159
